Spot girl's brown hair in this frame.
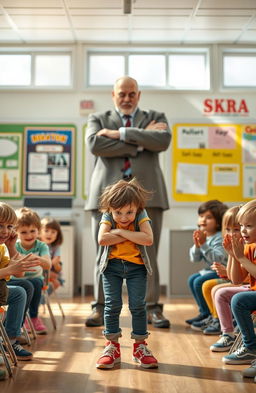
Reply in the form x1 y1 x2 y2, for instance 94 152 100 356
41 216 63 247
99 178 152 213
198 199 229 231
0 202 17 225
15 207 41 230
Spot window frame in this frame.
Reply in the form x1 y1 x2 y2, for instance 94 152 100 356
0 47 74 90
221 47 256 91
85 46 211 91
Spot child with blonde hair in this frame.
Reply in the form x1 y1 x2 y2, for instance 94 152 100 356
221 200 256 365
95 178 158 369
0 202 39 366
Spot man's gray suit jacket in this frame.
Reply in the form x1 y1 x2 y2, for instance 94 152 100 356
85 108 171 211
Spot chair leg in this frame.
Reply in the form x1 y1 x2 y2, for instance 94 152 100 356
22 324 31 346
0 321 18 366
44 291 57 330
26 313 37 340
0 340 13 377
52 288 65 319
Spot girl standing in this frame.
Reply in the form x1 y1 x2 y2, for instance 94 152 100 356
95 178 158 369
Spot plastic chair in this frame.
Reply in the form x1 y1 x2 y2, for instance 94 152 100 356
0 306 18 376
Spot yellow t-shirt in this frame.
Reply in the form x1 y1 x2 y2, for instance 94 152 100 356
0 244 10 280
100 211 150 265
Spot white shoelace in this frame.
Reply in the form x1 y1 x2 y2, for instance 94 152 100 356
134 344 152 357
100 343 118 359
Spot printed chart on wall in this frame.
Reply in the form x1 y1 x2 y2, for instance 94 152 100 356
0 132 22 198
172 123 256 202
23 127 75 196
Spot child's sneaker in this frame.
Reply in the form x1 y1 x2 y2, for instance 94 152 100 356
96 341 121 369
12 341 33 361
133 341 158 368
222 346 256 364
210 334 235 352
243 359 256 378
31 317 47 334
203 318 221 335
191 315 212 331
185 314 205 325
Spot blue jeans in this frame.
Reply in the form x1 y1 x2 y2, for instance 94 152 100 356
187 271 218 316
102 259 148 341
231 291 256 350
5 286 26 338
8 278 43 318
8 278 34 322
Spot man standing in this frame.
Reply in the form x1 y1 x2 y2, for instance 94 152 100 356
85 76 171 328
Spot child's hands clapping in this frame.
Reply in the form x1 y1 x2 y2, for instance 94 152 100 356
193 229 207 247
211 262 227 277
230 235 245 261
223 234 234 257
8 253 40 276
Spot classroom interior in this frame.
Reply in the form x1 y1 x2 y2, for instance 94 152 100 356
1 0 256 392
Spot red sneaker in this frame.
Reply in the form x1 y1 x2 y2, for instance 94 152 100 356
96 341 121 369
133 341 158 368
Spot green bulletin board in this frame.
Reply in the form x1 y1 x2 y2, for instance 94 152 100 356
0 125 23 199
0 124 76 199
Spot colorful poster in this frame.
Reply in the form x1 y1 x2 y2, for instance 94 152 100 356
23 127 75 196
0 133 22 198
172 123 256 202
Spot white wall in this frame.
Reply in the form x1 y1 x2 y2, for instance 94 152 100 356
1 86 256 294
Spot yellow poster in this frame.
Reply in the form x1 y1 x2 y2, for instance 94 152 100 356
172 123 256 202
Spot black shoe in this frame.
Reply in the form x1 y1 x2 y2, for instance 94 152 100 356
185 314 205 325
147 310 170 328
85 308 104 327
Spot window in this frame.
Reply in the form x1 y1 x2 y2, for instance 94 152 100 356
0 50 73 89
0 54 31 86
223 54 256 87
87 49 210 90
168 54 209 89
35 55 71 86
129 55 166 87
88 55 124 86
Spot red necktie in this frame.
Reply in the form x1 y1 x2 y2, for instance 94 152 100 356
122 115 132 180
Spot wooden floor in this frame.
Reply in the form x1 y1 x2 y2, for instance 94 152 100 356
1 296 255 393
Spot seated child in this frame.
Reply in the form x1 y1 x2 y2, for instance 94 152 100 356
192 206 241 334
0 202 39 365
222 200 256 365
185 200 228 327
210 205 251 353
10 207 51 335
40 217 63 294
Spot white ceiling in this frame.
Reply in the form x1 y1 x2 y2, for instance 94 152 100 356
0 0 256 45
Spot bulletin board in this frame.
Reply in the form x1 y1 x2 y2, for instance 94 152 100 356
23 126 76 196
0 129 23 199
172 123 256 202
